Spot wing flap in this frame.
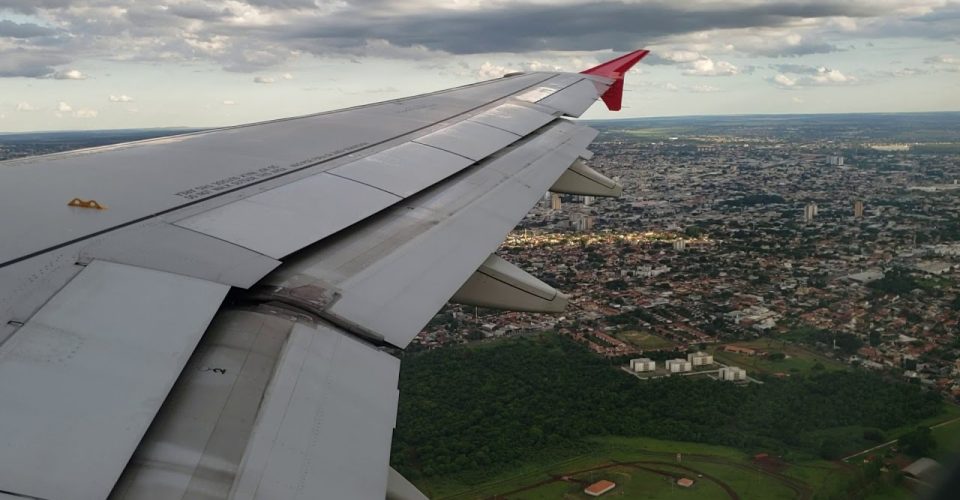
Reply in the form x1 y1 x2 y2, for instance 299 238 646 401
230 322 399 499
262 120 598 348
0 261 228 500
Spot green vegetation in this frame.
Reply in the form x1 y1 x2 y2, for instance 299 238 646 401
868 267 921 295
391 335 943 485
615 330 675 350
710 338 845 375
898 426 937 457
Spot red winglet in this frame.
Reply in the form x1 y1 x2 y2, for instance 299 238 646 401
581 49 649 111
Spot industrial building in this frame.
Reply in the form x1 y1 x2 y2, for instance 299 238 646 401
629 358 656 372
584 480 616 497
719 366 747 381
687 351 713 367
666 359 692 373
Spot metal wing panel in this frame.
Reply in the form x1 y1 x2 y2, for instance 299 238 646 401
79 221 281 288
174 173 402 259
0 260 228 500
265 121 598 348
537 78 606 117
230 322 399 500
413 120 519 161
327 142 474 198
0 72 560 268
468 103 556 135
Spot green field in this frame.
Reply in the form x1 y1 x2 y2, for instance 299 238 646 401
709 338 845 376
414 436 853 499
617 330 676 350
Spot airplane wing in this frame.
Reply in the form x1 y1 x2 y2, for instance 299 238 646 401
0 49 648 500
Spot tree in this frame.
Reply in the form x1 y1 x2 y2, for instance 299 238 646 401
898 426 937 457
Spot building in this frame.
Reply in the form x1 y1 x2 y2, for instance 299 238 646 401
570 214 594 232
804 202 818 222
719 366 747 381
827 154 844 166
677 478 695 488
584 480 616 497
723 345 757 356
854 200 864 218
673 239 686 251
902 457 941 485
666 359 692 373
630 358 656 372
550 193 562 211
687 352 714 366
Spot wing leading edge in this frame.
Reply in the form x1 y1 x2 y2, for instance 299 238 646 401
0 50 648 500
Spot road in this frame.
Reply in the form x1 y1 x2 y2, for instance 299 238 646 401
841 415 960 462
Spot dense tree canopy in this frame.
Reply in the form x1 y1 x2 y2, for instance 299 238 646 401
391 335 942 478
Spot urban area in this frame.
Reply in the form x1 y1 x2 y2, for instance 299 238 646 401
417 114 960 399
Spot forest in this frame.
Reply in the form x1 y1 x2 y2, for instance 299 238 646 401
390 335 943 480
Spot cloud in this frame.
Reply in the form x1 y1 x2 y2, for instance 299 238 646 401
15 102 37 111
73 108 97 118
0 49 70 78
222 100 237 105
254 76 276 84
682 58 739 76
0 20 58 38
51 69 86 80
1 0 958 79
108 94 134 102
57 101 72 112
770 65 857 88
924 54 960 72
689 84 721 93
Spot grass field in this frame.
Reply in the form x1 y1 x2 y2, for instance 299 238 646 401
709 338 845 376
616 330 676 350
415 436 853 499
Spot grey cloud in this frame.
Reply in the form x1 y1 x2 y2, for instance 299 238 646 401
168 4 234 21
0 49 69 77
769 64 824 75
1 0 955 78
277 1 883 55
0 0 71 14
0 20 57 38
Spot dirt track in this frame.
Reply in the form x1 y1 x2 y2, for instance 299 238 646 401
488 454 815 499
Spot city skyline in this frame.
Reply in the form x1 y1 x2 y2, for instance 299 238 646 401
1 0 960 132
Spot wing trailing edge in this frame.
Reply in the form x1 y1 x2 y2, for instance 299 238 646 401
581 49 650 111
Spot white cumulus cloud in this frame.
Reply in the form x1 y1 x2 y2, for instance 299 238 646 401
109 94 134 102
51 69 86 80
16 101 37 111
682 58 739 76
57 101 72 112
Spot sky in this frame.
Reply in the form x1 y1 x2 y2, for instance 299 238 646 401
0 0 958 132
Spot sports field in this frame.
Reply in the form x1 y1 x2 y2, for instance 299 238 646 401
418 436 852 499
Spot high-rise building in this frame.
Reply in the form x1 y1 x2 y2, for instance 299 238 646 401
804 202 818 222
550 193 562 211
673 239 686 251
827 155 844 166
583 195 594 207
854 200 864 218
570 214 594 232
